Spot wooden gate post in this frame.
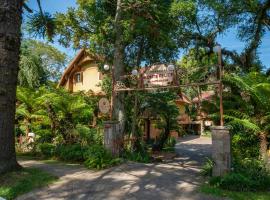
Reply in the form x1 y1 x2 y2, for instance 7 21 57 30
211 126 231 176
104 121 122 156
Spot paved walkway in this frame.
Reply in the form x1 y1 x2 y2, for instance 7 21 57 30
17 136 223 200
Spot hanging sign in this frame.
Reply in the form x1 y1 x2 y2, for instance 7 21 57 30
142 64 174 87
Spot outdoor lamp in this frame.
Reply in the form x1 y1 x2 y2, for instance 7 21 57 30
213 44 222 53
167 64 175 71
103 64 110 71
131 69 138 76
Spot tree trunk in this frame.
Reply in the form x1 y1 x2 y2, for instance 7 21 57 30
259 132 268 163
131 38 144 143
0 0 23 174
24 118 30 136
154 118 170 151
47 103 57 137
112 0 125 131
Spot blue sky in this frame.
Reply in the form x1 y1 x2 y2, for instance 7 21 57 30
25 0 270 69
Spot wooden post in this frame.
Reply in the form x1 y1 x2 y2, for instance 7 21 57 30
110 66 115 120
217 47 224 126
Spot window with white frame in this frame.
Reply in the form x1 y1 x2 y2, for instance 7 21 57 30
74 72 82 83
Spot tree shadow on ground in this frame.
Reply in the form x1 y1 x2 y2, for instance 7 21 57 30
18 136 220 200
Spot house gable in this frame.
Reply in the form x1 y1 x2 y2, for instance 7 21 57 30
58 49 104 94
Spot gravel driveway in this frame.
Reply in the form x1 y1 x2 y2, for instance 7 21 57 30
17 135 223 200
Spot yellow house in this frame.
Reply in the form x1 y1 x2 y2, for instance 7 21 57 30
59 50 198 137
58 49 104 94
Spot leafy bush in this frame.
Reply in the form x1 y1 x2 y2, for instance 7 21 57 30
123 151 151 163
76 124 103 145
38 143 55 157
201 158 213 176
232 132 259 159
55 144 86 162
209 158 270 191
84 145 122 169
164 137 176 148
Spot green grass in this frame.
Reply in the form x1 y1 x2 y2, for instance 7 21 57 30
0 168 57 200
200 185 270 200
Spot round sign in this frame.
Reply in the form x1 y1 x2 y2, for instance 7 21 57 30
99 98 110 114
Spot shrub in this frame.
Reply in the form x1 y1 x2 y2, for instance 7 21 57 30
55 144 86 162
232 133 259 159
123 151 151 163
201 158 213 176
84 145 122 169
38 143 55 157
217 173 253 191
164 137 176 148
209 158 270 191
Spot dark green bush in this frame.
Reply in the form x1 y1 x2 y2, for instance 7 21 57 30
55 144 86 162
123 151 151 163
83 145 122 169
38 143 55 157
201 158 213 176
218 173 253 191
209 158 270 191
164 137 176 148
232 133 259 159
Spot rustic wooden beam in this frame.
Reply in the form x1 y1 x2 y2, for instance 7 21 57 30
115 81 220 92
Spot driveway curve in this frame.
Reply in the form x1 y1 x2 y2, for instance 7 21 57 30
17 136 223 200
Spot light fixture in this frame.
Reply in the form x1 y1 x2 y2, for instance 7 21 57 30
167 64 175 71
213 44 222 53
103 64 110 71
131 69 138 76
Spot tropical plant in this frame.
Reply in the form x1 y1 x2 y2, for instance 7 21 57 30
84 145 122 170
209 158 270 192
55 144 86 162
224 73 270 161
16 87 39 136
202 72 270 162
36 88 95 144
141 91 180 150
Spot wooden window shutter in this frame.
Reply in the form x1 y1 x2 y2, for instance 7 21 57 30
81 72 83 83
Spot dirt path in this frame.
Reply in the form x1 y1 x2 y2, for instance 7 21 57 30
17 136 223 200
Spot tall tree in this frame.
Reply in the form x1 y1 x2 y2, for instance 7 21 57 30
18 39 67 88
0 0 51 174
112 0 125 128
44 0 184 133
178 0 270 72
0 0 23 174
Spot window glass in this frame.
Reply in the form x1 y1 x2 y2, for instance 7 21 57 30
75 73 81 83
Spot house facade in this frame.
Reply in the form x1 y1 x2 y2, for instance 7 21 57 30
59 50 204 139
58 49 104 95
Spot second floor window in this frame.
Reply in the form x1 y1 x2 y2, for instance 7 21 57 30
74 72 82 83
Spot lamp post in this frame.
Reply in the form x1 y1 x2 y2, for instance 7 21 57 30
213 44 224 126
104 64 115 119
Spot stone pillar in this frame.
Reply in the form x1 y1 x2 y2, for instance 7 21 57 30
211 126 231 176
104 121 122 156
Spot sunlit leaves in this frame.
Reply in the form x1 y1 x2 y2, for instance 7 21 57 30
27 12 56 41
18 40 66 88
